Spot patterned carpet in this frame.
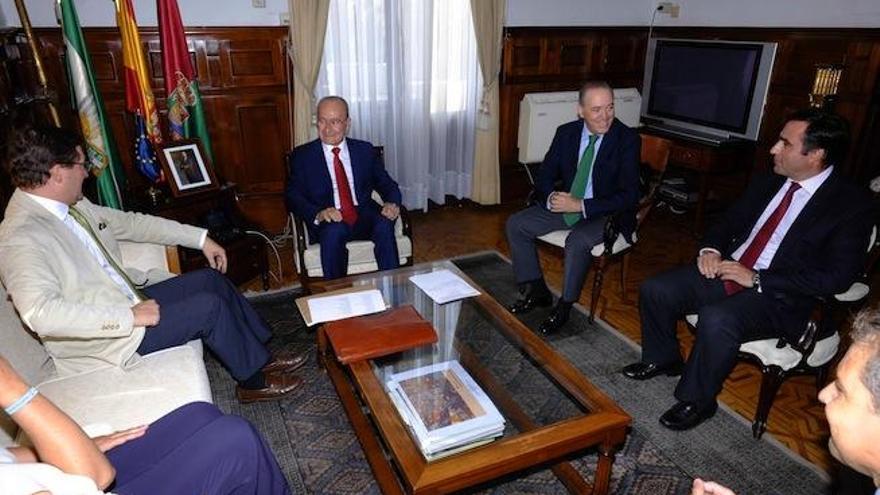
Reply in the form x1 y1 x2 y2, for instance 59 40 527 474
205 252 829 494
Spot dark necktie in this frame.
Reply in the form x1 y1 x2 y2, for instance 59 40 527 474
564 134 599 227
68 206 145 300
332 147 358 226
725 181 801 295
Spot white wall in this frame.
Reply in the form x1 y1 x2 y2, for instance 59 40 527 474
507 0 880 28
2 0 878 29
0 0 290 28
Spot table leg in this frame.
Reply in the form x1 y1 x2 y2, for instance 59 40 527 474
592 442 616 495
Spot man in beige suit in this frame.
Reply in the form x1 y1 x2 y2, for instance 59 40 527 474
0 125 303 403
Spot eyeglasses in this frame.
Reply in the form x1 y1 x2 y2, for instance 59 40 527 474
317 118 348 127
57 160 93 172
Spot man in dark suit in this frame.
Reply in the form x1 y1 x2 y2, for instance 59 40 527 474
623 108 875 431
286 96 402 280
506 81 640 334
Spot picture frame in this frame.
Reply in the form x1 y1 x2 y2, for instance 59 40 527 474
156 139 219 197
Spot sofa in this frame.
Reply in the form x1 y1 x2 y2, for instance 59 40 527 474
0 242 212 446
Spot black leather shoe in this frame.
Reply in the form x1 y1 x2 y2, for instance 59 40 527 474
538 301 572 334
659 401 718 431
621 361 684 380
508 292 552 314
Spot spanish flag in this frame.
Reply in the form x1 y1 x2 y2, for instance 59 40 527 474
157 0 214 161
116 0 163 182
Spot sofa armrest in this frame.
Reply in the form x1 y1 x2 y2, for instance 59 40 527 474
30 341 211 440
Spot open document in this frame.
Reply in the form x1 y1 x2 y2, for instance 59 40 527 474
299 289 387 326
408 269 480 304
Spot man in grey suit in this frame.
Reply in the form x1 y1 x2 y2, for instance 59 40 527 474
0 125 304 403
506 81 640 334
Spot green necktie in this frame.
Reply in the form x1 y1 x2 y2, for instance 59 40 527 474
563 134 599 227
67 206 145 301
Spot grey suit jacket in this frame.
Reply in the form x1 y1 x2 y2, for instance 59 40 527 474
0 190 206 375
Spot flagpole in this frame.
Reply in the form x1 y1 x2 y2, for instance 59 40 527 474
13 0 61 126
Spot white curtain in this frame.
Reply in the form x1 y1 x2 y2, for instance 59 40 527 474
316 0 482 211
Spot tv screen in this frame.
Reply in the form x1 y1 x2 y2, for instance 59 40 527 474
641 38 777 142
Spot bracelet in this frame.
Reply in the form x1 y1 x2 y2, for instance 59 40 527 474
4 387 38 416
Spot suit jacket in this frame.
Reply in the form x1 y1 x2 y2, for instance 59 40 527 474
0 190 206 375
534 118 641 238
285 138 402 223
702 171 875 337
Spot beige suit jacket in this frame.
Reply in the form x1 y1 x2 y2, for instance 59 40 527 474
0 190 206 376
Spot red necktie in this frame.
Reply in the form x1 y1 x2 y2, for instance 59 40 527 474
332 147 358 226
725 181 801 295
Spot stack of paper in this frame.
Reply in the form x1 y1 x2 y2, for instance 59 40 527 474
386 360 505 459
297 289 387 326
408 269 480 304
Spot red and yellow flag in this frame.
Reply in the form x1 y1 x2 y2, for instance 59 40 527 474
115 0 163 181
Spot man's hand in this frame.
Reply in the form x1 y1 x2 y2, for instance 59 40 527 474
316 207 343 223
718 261 755 288
691 478 736 495
93 425 148 453
381 202 400 221
202 237 227 273
696 251 723 279
548 192 583 213
132 300 160 327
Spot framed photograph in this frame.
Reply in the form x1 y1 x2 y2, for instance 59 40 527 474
157 139 219 197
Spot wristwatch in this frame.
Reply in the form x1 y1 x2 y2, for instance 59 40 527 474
752 270 762 292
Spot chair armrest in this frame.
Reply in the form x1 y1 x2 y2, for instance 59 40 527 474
791 301 826 355
399 204 413 240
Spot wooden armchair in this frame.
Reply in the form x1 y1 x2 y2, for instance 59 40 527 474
537 133 672 322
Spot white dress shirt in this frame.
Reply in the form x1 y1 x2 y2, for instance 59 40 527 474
321 140 360 209
24 193 140 303
729 166 833 270
0 447 109 495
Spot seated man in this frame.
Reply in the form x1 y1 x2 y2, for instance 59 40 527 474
623 109 875 430
0 356 290 494
0 125 305 404
692 306 880 494
285 95 402 280
506 80 640 334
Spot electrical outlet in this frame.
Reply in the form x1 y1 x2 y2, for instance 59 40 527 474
252 0 266 8
279 12 290 25
657 2 680 18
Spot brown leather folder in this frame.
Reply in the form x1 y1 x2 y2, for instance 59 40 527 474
324 305 438 364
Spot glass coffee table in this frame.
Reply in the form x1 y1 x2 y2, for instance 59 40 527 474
312 260 630 494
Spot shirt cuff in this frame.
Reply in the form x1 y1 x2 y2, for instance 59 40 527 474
198 230 208 249
699 247 721 257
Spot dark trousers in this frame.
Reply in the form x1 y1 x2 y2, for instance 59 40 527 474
639 264 784 408
108 402 290 495
314 204 399 280
136 269 271 382
506 205 606 301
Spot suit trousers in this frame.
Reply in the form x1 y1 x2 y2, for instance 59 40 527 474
639 264 784 407
107 402 290 495
506 205 606 302
136 269 272 382
314 204 399 280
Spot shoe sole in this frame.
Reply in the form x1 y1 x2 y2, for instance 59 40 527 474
236 378 303 404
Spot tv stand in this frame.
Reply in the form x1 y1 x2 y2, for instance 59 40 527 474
643 123 731 146
641 127 755 234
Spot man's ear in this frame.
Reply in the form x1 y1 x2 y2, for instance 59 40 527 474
807 148 827 167
47 164 64 183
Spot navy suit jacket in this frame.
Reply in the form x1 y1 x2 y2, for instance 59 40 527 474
702 170 875 336
535 118 641 238
285 138 402 223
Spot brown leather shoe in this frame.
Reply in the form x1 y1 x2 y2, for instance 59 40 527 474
236 373 303 404
261 352 308 374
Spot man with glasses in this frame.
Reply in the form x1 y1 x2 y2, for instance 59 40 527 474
285 95 402 279
0 125 306 404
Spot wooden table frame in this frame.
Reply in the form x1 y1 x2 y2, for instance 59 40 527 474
313 263 631 494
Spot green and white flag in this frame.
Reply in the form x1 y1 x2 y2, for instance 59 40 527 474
57 0 125 209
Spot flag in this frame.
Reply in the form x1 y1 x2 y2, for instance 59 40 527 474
157 0 214 161
115 0 163 182
57 0 125 209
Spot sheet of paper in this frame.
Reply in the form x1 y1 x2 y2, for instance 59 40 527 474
306 289 387 325
408 269 480 304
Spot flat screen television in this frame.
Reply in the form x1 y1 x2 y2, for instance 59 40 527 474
641 38 777 143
